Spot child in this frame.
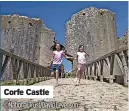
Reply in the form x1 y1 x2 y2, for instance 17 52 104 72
74 45 89 85
48 43 72 85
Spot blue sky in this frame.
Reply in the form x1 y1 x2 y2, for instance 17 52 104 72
0 1 128 71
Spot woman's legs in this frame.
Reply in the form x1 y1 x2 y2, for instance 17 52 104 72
55 64 61 85
78 69 84 84
75 64 81 82
76 64 85 85
75 68 81 85
74 69 79 82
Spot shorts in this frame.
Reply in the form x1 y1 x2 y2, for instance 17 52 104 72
51 64 62 72
77 63 86 71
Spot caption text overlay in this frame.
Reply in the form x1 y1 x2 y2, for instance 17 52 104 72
1 86 53 99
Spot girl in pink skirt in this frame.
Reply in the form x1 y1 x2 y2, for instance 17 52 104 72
74 45 89 85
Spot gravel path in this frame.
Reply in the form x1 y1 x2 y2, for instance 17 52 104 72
2 78 128 111
32 78 128 111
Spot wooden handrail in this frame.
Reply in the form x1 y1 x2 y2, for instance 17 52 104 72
0 48 50 70
0 48 51 85
86 47 128 66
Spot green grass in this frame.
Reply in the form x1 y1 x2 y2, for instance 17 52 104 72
1 76 51 86
65 73 75 78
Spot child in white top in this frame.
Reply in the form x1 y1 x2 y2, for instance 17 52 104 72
75 45 89 85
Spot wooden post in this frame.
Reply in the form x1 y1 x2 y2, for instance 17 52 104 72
105 57 111 82
100 60 104 82
36 66 39 82
26 63 30 85
33 65 36 83
121 51 128 86
84 67 88 79
11 58 17 84
30 64 35 83
16 60 22 84
44 69 46 80
89 65 92 80
94 62 97 81
41 68 44 81
109 55 115 84
2 56 9 74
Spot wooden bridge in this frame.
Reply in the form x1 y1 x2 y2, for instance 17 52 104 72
1 48 51 85
1 47 128 111
1 46 128 86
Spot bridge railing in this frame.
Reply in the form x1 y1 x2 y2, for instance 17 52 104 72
0 48 51 85
84 47 128 86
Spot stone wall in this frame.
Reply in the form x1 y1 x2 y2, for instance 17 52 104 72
65 7 120 75
118 30 128 49
39 26 55 67
1 14 54 81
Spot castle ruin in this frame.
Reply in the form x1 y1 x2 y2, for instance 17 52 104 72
1 14 55 81
65 7 128 80
1 7 128 82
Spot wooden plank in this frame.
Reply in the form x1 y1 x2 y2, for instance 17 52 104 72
2 55 9 74
115 54 124 75
109 55 115 84
30 64 35 78
16 59 22 84
0 48 52 84
38 67 41 82
100 60 104 82
88 65 91 80
121 51 128 86
96 62 100 76
95 63 98 77
94 62 97 81
44 69 46 80
86 67 88 79
105 57 111 81
36 66 39 78
16 60 22 75
86 47 127 66
0 48 50 71
11 58 17 80
123 50 128 67
23 62 27 79
84 67 88 79
91 64 94 78
45 68 48 77
42 68 45 81
26 63 30 78
116 53 122 62
41 67 44 81
110 55 115 75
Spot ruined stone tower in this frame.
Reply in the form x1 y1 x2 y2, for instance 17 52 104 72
65 7 119 71
1 14 55 81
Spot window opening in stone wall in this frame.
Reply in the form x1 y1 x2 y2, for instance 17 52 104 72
8 21 11 24
100 12 103 15
29 23 33 27
83 13 85 15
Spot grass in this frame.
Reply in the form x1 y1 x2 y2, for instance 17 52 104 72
1 76 51 86
65 72 75 78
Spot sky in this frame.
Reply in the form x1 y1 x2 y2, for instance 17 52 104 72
0 1 128 71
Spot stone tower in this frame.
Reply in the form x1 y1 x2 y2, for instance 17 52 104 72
65 7 119 72
1 14 55 81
